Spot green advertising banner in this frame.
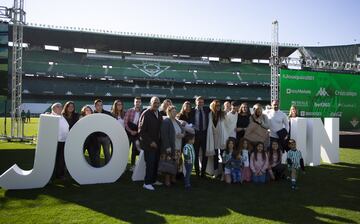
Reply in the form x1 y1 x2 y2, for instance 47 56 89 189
280 69 360 131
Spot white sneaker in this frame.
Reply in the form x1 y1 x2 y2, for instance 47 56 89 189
153 181 163 186
143 184 155 191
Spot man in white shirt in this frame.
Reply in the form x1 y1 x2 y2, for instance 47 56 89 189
226 101 239 139
223 101 231 113
267 100 289 150
51 102 69 180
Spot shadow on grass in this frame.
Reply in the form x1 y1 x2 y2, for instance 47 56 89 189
1 149 360 224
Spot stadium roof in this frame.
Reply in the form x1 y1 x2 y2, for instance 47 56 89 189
300 44 360 63
9 24 298 60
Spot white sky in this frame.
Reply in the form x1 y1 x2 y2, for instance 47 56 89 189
2 0 360 46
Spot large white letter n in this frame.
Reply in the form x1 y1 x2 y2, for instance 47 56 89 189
0 114 59 190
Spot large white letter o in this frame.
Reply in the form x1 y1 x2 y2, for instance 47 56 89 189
64 113 129 185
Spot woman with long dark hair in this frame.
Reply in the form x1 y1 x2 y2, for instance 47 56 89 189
111 99 126 128
236 102 250 141
62 101 79 129
177 101 192 123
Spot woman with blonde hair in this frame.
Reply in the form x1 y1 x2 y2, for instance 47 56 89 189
243 103 270 148
160 105 185 186
206 100 229 178
288 105 298 118
159 99 173 117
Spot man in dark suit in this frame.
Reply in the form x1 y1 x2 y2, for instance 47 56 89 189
189 96 210 177
138 96 163 190
93 99 113 165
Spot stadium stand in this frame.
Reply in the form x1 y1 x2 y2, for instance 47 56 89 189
22 49 271 84
299 44 360 63
0 24 300 115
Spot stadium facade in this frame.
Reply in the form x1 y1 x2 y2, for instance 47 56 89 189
1 22 359 114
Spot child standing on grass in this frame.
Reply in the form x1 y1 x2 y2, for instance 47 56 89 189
250 142 269 184
287 139 305 190
183 134 196 189
268 140 286 181
230 149 243 183
239 138 252 182
222 137 236 184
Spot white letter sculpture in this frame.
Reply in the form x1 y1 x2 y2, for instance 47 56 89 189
0 114 59 189
64 113 129 185
306 118 339 166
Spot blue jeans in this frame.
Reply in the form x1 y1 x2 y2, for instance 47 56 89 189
231 168 242 183
252 173 266 183
184 163 193 187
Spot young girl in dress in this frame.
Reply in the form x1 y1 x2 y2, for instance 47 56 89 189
268 140 286 181
250 142 269 184
239 138 252 182
222 137 236 184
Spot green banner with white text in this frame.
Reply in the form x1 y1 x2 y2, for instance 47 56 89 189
280 69 360 132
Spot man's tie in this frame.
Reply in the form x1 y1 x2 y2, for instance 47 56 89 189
199 109 203 131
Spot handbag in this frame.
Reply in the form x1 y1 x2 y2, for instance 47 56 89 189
158 154 177 175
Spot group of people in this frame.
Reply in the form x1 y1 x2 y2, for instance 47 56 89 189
48 96 305 191
21 109 31 123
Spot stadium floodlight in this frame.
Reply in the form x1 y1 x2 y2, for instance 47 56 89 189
209 57 219 61
74 47 88 53
88 49 96 54
230 58 242 63
45 45 59 51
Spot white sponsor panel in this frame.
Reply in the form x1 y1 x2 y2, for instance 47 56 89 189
316 87 329 97
329 112 343 117
286 89 311 95
338 103 356 108
314 102 331 108
291 100 309 107
335 90 357 97
282 74 315 81
300 111 322 117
